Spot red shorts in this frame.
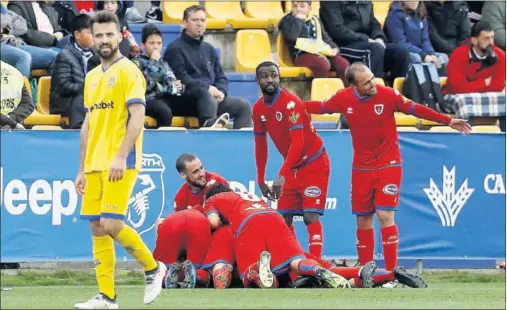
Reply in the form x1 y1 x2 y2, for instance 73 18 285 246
201 226 236 270
351 165 402 215
153 210 212 268
278 151 330 216
235 213 305 279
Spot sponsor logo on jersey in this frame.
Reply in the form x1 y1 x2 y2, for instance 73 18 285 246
286 101 295 109
304 186 321 197
275 111 283 121
89 101 114 112
374 104 384 115
382 184 398 195
289 111 300 124
127 153 166 235
260 115 266 122
423 166 474 227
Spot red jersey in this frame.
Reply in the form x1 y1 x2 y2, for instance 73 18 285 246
204 191 277 237
253 88 324 179
174 172 228 213
306 86 451 169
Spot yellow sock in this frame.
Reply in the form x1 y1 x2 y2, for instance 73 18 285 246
92 235 116 300
115 225 158 272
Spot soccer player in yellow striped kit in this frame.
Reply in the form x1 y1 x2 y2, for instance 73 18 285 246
74 11 166 309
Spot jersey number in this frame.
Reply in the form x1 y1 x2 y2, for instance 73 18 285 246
238 191 262 202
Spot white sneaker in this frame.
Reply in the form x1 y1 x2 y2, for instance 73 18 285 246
74 294 118 309
144 262 167 304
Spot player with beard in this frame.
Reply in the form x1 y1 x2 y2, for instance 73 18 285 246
156 153 236 289
252 61 330 258
74 11 165 310
304 62 469 287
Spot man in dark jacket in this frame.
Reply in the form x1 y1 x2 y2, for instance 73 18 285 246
425 1 471 55
1 61 34 129
164 5 252 129
320 1 409 79
7 1 66 48
49 14 96 129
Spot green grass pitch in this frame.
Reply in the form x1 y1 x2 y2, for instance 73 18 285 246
1 270 505 309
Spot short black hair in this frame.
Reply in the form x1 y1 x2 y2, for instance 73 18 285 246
183 4 206 20
72 14 91 34
175 153 197 173
471 21 493 37
90 10 120 33
345 62 368 85
141 24 162 44
205 183 232 200
255 61 280 76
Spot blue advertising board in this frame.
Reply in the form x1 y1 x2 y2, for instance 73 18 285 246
0 130 505 262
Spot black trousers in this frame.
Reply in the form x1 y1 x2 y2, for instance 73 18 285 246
147 88 252 129
340 41 410 79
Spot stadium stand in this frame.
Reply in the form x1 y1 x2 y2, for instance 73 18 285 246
284 1 320 16
276 34 313 78
234 30 272 73
310 78 343 129
31 125 63 130
373 1 391 28
429 126 459 132
243 1 285 28
205 1 268 29
472 125 502 133
162 1 226 29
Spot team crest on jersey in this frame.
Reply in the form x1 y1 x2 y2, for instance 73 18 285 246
382 184 399 195
374 104 384 115
304 186 322 197
275 111 283 121
127 153 166 236
108 76 117 87
289 111 300 124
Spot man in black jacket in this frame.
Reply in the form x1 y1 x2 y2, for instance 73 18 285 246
164 5 252 129
50 14 97 129
425 1 472 55
320 1 409 80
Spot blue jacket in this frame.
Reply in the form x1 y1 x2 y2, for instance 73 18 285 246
384 1 434 58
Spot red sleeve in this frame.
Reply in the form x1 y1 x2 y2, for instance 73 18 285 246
204 195 219 217
253 106 268 184
173 190 186 212
447 48 488 94
278 100 305 177
393 89 452 125
489 48 506 92
303 91 345 114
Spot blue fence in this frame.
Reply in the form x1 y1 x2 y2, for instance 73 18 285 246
1 130 505 264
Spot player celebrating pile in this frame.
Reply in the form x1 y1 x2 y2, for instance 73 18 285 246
252 61 330 258
304 63 471 284
74 11 165 309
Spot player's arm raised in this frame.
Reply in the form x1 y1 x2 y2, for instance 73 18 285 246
109 70 147 182
303 91 344 115
393 89 472 134
253 108 275 201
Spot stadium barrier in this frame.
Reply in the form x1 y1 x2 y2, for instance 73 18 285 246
1 130 505 266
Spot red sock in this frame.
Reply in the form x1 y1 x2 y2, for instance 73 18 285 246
307 221 323 258
330 266 361 279
381 225 399 270
289 225 296 236
242 263 259 287
372 269 396 285
288 270 299 282
356 228 374 265
297 259 320 277
196 269 210 286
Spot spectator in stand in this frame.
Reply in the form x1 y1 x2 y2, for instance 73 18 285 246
49 14 97 129
122 0 147 24
442 22 506 131
132 24 184 128
385 1 449 70
278 1 349 81
95 1 140 58
7 1 65 49
1 2 58 76
0 61 34 130
481 1 506 51
164 5 252 129
425 1 471 56
53 1 78 36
